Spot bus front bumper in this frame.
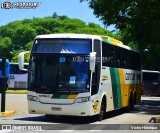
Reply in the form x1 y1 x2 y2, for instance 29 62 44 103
28 100 97 116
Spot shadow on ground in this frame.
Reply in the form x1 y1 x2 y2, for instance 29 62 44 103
14 98 160 124
134 99 160 115
14 109 127 124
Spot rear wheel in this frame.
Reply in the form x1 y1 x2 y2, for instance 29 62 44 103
128 94 135 111
97 100 105 121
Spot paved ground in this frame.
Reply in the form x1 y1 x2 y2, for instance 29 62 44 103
0 94 160 132
0 94 28 115
0 94 159 123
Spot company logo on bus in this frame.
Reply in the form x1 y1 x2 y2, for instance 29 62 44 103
73 56 87 62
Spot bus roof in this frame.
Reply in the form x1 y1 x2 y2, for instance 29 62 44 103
101 36 139 52
142 70 160 73
35 34 139 52
35 33 102 40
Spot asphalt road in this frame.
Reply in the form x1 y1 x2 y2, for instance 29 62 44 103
0 94 160 132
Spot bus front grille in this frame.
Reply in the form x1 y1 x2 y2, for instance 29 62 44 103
14 81 27 88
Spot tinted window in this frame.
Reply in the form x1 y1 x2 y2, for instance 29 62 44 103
102 42 115 67
10 65 19 74
32 39 91 54
93 40 101 95
102 41 141 70
10 64 28 74
143 72 160 80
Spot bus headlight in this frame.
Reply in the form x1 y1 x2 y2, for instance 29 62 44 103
74 96 90 103
27 95 40 102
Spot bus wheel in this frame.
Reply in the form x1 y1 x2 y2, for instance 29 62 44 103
97 100 105 121
45 114 54 121
129 94 134 111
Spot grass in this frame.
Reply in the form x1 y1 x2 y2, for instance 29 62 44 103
6 89 27 94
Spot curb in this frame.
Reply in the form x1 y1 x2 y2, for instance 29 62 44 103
6 92 27 94
0 110 15 117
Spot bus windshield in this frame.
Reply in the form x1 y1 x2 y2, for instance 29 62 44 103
29 55 90 93
32 39 91 54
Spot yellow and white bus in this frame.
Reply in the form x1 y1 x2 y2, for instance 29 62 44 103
19 34 142 121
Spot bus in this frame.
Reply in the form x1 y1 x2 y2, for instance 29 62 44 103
8 62 28 89
142 70 160 96
19 34 142 121
0 59 10 91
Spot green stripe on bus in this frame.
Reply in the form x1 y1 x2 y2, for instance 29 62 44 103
114 68 122 108
59 95 68 99
110 68 118 109
102 38 112 45
52 94 69 99
52 94 61 98
110 68 122 109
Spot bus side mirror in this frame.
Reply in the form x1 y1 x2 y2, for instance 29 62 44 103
18 51 30 70
89 52 96 72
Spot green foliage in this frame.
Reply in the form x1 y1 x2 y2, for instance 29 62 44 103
0 37 12 59
80 0 160 70
11 50 30 63
25 41 33 51
0 14 115 62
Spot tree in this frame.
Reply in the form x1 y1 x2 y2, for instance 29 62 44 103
11 50 30 62
12 24 36 51
0 37 12 59
0 13 115 62
80 0 160 70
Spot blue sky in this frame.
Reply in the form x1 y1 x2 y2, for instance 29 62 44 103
0 0 114 31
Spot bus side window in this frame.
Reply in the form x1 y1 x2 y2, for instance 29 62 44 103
91 65 98 95
109 45 115 67
115 47 121 68
92 39 101 95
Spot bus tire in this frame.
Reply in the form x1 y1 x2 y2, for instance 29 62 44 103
128 94 134 111
45 114 55 121
97 99 106 121
134 93 137 105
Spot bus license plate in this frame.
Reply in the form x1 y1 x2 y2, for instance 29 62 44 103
51 107 62 111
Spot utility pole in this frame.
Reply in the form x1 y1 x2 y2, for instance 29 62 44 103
1 57 6 112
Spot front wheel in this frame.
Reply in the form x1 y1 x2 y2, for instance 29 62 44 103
97 101 105 121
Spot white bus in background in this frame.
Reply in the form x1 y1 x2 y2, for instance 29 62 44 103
8 62 28 89
142 70 160 96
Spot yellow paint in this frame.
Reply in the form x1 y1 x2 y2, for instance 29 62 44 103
118 68 142 107
0 110 15 117
118 68 125 107
123 84 131 106
102 75 108 80
101 35 123 46
93 101 99 113
67 94 77 99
